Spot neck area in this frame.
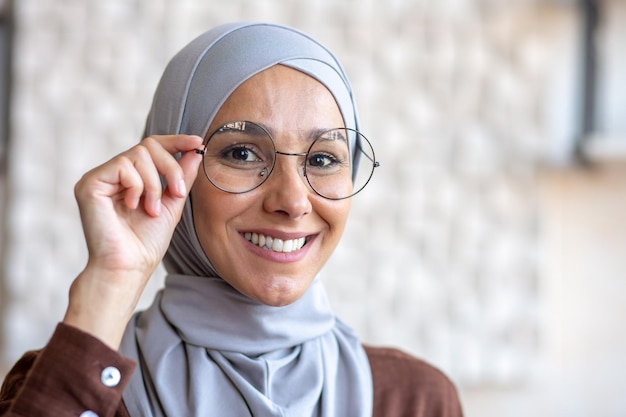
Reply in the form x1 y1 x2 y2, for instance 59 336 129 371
155 275 335 355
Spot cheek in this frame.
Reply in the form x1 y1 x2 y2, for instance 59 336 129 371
190 184 228 257
317 199 351 240
190 184 256 259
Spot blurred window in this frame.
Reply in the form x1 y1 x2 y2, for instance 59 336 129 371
595 0 626 140
580 0 626 159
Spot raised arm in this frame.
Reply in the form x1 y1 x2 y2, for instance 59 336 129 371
1 134 202 416
63 134 203 349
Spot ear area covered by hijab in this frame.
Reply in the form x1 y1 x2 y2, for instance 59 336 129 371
120 22 373 417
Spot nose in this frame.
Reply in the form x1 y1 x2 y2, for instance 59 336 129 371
261 155 312 219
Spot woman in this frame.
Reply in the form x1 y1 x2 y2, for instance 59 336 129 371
0 22 463 417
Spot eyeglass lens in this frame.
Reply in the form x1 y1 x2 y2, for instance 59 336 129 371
201 121 377 199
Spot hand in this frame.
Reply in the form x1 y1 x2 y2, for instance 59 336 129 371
63 134 203 348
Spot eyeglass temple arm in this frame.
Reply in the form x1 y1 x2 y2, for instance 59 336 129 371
355 141 380 167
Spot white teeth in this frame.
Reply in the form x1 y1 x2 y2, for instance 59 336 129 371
244 232 306 253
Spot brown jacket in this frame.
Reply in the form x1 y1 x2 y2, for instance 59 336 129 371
0 324 463 417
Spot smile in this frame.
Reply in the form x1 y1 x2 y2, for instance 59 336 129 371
243 232 307 253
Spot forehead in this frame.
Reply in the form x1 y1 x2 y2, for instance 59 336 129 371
207 65 344 135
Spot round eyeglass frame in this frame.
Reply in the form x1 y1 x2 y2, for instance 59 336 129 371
195 121 380 200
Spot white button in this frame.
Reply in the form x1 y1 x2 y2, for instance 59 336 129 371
80 411 99 417
101 366 121 387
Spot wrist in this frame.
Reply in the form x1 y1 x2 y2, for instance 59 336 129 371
63 268 147 349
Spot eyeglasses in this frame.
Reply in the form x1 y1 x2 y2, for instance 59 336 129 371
195 121 379 200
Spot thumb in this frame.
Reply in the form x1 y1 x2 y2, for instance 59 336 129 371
178 148 203 193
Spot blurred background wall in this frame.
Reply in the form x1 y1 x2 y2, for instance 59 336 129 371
1 0 625 416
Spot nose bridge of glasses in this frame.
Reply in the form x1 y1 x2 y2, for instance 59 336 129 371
269 149 308 181
275 150 308 157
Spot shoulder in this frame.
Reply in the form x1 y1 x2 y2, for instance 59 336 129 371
364 345 464 417
364 345 455 389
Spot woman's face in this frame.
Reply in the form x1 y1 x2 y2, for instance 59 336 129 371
191 65 351 306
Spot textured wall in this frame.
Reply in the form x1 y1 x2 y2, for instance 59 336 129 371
1 0 568 392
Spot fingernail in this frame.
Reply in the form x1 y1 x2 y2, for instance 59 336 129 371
177 179 187 196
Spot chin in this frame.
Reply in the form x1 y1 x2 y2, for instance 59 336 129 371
247 277 311 307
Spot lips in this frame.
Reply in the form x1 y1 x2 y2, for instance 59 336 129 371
243 232 307 253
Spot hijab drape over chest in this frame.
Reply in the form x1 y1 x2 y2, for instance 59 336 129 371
119 22 373 417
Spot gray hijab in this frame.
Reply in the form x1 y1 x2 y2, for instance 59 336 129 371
120 22 373 417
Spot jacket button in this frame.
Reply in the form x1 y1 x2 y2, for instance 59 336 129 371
101 366 121 387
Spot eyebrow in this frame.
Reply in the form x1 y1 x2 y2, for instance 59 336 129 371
207 122 269 143
266 125 348 143
318 129 348 143
210 121 348 143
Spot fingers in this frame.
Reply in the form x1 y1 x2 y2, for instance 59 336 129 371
135 135 203 214
141 135 202 199
122 144 163 215
76 134 203 217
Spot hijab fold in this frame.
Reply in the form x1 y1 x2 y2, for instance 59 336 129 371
120 22 373 417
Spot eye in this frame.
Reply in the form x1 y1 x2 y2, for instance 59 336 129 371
307 152 340 169
222 145 262 163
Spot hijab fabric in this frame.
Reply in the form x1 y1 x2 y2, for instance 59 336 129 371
119 22 373 417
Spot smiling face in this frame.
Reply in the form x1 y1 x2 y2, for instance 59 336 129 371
190 65 351 306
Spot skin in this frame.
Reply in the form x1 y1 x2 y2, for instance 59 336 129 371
192 65 351 307
65 134 203 349
64 64 350 349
